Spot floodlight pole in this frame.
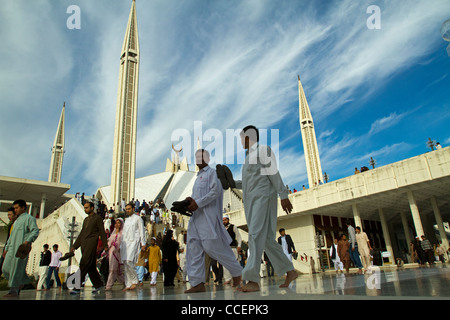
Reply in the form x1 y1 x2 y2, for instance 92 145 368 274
67 216 77 269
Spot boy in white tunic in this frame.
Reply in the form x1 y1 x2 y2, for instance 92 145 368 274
235 126 298 292
184 149 242 293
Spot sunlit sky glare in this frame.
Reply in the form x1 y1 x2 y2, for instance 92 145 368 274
1 0 449 196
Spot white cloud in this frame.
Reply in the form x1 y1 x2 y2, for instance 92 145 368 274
443 137 450 146
1 0 449 195
368 112 405 135
0 2 74 180
278 147 307 189
306 0 450 121
350 143 413 171
134 0 331 179
319 129 335 140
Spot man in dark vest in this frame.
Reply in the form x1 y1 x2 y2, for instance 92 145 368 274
222 215 243 284
277 228 297 262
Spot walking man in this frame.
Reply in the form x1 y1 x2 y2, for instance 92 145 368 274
46 244 62 290
330 238 344 273
355 227 372 272
162 229 179 287
345 220 363 274
120 202 146 290
421 235 435 265
37 244 51 290
277 228 297 262
235 126 297 292
70 201 108 293
222 216 242 285
184 149 242 293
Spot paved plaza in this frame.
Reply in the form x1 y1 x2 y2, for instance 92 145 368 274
1 264 449 301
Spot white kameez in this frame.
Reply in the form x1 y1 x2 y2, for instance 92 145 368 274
235 143 294 283
186 166 243 287
280 236 292 262
223 224 242 282
120 214 146 287
120 214 146 263
330 243 344 271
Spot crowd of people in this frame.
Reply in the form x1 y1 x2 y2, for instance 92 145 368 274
328 220 449 274
409 235 448 266
0 125 301 297
9 126 447 298
57 200 186 292
328 221 374 274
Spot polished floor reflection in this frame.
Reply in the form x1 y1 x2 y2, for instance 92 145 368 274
2 264 450 300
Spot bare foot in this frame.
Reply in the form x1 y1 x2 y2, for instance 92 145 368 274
122 284 137 291
279 270 298 288
237 281 260 292
232 275 242 287
184 283 206 293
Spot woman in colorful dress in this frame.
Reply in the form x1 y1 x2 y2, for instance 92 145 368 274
105 218 125 290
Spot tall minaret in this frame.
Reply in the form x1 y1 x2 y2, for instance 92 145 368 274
48 102 65 183
110 0 140 207
298 75 323 188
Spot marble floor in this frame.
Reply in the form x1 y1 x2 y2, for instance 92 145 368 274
2 264 450 301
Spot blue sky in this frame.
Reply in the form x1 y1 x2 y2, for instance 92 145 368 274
1 0 449 197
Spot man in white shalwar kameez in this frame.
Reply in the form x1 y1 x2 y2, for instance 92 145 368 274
235 126 298 292
120 203 146 290
330 238 344 273
184 149 243 293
